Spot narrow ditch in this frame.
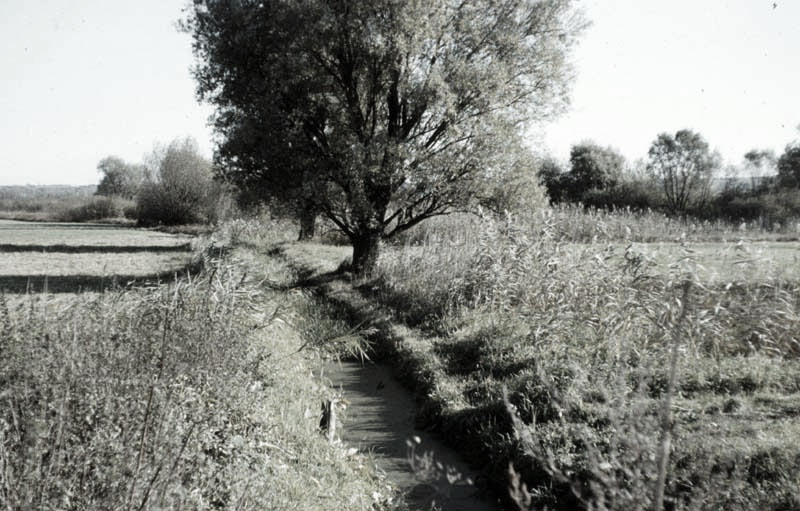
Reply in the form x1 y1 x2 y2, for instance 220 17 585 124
321 359 501 511
280 244 504 510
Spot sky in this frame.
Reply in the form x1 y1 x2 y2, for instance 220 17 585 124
542 0 800 169
1 0 799 186
0 0 214 185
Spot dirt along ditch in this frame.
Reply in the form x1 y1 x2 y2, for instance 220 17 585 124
321 359 501 511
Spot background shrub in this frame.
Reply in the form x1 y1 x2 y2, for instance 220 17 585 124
707 188 800 231
136 137 217 226
580 180 661 212
55 195 134 222
95 156 146 199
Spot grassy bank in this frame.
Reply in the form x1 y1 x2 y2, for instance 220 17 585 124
0 218 395 510
282 207 800 511
379 210 800 510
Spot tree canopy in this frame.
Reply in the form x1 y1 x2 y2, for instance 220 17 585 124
647 129 719 215
778 144 800 189
567 142 624 197
96 156 145 199
137 138 216 226
185 0 586 274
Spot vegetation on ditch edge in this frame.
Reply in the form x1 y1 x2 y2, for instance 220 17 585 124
283 207 800 511
0 217 396 511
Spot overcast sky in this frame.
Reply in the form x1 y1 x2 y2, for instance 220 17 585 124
1 0 799 185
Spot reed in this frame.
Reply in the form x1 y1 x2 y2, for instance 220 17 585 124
0 217 393 511
370 207 800 510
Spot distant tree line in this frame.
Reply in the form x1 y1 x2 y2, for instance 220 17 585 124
0 185 96 200
541 128 800 229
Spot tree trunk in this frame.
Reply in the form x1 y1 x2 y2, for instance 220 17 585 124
351 231 381 278
297 205 317 241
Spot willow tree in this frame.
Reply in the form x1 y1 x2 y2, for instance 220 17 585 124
186 0 586 275
647 130 720 216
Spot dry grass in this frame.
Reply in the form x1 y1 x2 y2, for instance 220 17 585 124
0 195 135 223
0 216 396 511
0 220 198 293
0 219 191 247
363 208 800 510
0 252 195 278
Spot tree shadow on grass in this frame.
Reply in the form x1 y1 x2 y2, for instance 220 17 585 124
0 262 203 293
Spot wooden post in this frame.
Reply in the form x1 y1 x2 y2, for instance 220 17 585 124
320 399 339 443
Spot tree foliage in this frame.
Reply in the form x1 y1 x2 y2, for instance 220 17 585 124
476 141 550 216
538 156 569 203
740 149 777 193
137 138 216 226
647 130 719 215
96 156 145 199
567 142 624 198
777 144 800 189
185 0 586 274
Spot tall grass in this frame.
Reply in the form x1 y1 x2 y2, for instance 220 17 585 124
1 266 253 509
0 218 393 511
371 207 800 510
390 205 800 248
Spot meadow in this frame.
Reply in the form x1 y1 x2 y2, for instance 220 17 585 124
0 220 197 293
0 218 395 510
383 210 800 510
4 206 799 510
0 219 190 247
283 206 800 511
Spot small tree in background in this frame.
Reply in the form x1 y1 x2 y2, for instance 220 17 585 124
538 156 569 203
136 137 216 226
96 156 145 199
777 143 800 189
566 142 625 201
476 140 550 216
647 129 719 216
743 149 777 192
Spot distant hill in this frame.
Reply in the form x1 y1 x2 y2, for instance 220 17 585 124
0 185 97 200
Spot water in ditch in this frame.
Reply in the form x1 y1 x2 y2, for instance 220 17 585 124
321 359 502 511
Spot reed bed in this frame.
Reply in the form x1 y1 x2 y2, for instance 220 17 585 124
373 208 800 510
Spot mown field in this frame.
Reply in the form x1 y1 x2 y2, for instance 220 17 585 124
283 207 800 511
0 219 189 247
0 220 196 293
0 218 396 510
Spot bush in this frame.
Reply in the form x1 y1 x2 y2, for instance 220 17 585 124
55 196 134 222
708 188 800 230
481 167 550 218
136 138 216 227
580 181 661 212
